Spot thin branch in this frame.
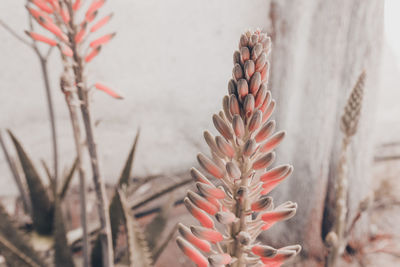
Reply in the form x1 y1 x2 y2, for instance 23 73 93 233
0 19 33 48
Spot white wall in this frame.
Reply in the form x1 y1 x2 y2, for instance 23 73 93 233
0 0 270 195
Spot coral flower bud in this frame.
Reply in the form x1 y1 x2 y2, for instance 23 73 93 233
85 0 105 20
244 94 255 117
255 120 275 143
203 131 224 158
73 0 82 11
251 196 273 212
240 47 250 64
212 114 233 140
32 0 53 14
260 165 291 182
184 198 214 228
248 110 262 132
261 61 270 82
25 31 57 46
228 79 236 95
251 43 263 60
243 139 257 157
255 84 268 107
239 34 248 48
222 95 232 122
260 131 286 153
38 16 68 42
176 237 209 267
85 46 101 62
259 91 271 113
197 153 224 179
261 171 291 195
226 162 241 180
90 13 113 32
252 152 275 170
260 249 297 265
94 83 123 99
255 52 267 72
196 182 226 200
60 8 70 23
75 22 87 43
62 45 73 57
190 168 213 185
89 32 116 48
215 136 234 158
262 99 275 123
232 63 243 81
178 224 211 253
237 79 248 99
252 245 277 258
229 95 240 115
187 190 218 215
232 115 245 138
191 226 224 243
249 71 261 94
261 209 296 224
244 60 255 80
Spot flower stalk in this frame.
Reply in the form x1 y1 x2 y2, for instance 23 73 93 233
23 0 120 266
325 71 365 267
177 30 301 267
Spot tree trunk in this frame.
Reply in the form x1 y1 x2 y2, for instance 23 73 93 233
262 0 384 262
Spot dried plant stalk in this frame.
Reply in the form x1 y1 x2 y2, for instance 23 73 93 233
325 71 366 267
22 0 121 265
177 30 301 267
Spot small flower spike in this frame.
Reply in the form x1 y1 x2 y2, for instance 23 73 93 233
177 30 301 266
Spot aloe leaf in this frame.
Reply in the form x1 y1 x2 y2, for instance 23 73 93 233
59 157 78 200
118 190 152 267
118 129 140 187
53 197 75 267
91 130 140 267
7 129 54 235
0 203 45 267
145 195 174 252
0 131 32 215
41 159 55 194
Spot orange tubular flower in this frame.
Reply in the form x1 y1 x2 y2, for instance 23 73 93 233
89 33 116 48
25 31 58 46
94 83 123 99
90 13 113 33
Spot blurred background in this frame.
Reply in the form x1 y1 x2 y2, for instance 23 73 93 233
0 0 399 266
0 1 399 194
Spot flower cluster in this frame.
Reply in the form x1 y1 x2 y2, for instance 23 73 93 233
25 0 121 99
177 30 301 267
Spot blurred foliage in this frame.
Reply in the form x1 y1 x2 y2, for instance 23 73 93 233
0 203 45 267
